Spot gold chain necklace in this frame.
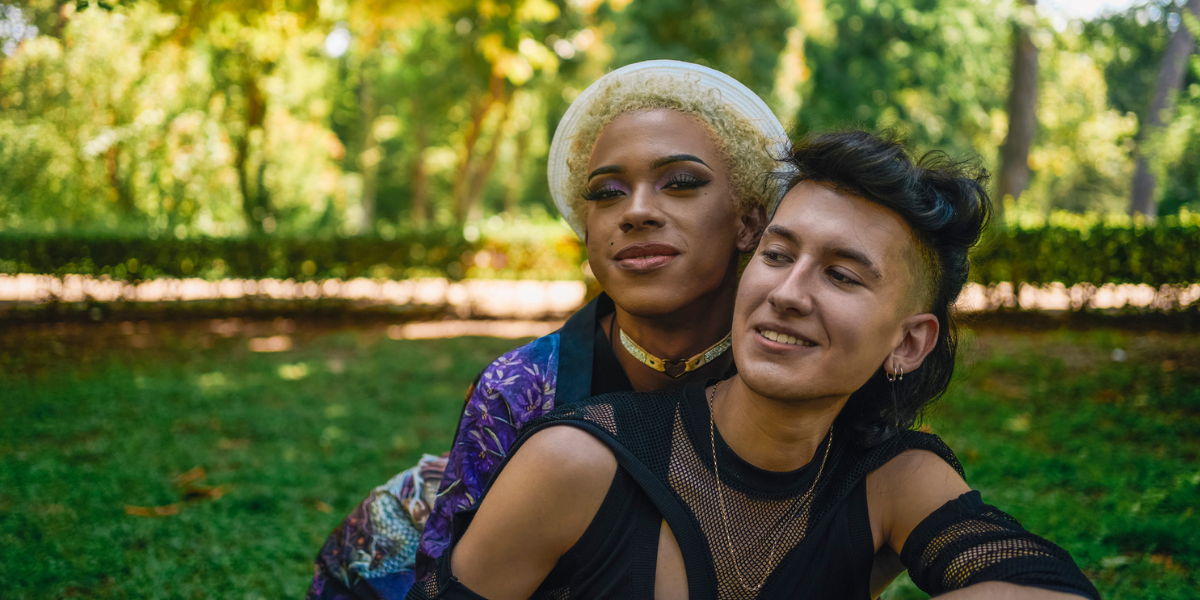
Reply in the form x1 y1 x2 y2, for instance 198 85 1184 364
707 381 833 593
619 328 732 378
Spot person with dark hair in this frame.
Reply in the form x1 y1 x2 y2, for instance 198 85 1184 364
409 130 1100 599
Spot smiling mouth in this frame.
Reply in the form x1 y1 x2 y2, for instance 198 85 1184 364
758 328 817 347
613 243 680 271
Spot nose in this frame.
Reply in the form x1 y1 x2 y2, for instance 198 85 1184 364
766 257 816 317
619 183 666 233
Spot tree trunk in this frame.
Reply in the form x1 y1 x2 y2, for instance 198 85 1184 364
1130 0 1200 217
453 73 505 221
236 75 269 235
357 71 380 233
997 0 1039 218
464 101 513 222
505 124 530 214
105 144 135 215
410 98 429 225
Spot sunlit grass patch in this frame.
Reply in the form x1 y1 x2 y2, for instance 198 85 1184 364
1 324 1196 599
1 327 524 599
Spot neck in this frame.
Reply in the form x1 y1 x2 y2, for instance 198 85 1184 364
610 265 738 392
711 375 848 472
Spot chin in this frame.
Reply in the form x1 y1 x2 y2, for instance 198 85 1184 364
738 360 812 402
607 284 697 318
602 270 723 318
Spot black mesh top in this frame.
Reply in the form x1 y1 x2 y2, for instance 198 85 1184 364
410 385 1100 600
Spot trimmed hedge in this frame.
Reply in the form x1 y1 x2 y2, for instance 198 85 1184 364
0 231 472 281
0 219 1196 286
972 220 1200 286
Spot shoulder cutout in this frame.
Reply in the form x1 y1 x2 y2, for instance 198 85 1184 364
450 425 618 600
866 449 971 555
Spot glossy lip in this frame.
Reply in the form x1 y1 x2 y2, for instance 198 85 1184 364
613 242 681 272
751 322 819 351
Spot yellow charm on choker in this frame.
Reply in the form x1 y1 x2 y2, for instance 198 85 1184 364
618 328 732 378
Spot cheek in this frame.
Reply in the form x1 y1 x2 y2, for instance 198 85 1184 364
680 205 739 258
733 263 772 318
584 206 612 246
827 306 894 368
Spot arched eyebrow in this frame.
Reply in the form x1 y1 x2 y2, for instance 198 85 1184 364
830 247 884 280
764 225 884 280
650 154 710 170
587 165 624 180
588 154 711 181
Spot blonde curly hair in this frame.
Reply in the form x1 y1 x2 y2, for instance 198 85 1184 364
564 71 781 228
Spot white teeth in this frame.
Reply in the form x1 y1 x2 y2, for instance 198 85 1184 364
760 329 813 347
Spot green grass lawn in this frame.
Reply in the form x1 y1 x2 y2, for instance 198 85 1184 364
2 321 1197 599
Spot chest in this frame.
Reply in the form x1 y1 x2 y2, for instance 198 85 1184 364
543 467 876 600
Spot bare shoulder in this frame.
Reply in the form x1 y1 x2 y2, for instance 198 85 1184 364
866 449 971 555
470 424 619 542
514 425 619 487
867 449 965 495
450 425 618 600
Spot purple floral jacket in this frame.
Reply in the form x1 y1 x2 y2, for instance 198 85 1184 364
416 330 561 563
308 295 611 599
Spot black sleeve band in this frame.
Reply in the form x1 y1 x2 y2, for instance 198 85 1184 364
900 491 1100 599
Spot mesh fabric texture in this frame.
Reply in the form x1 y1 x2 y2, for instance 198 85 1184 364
410 385 1097 600
901 490 1100 598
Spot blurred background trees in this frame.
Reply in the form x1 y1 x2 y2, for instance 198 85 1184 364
2 0 1199 239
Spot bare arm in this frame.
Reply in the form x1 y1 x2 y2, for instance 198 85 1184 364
449 425 617 600
868 450 1092 599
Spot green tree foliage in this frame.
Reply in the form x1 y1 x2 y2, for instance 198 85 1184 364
1084 1 1200 215
2 0 1200 242
601 0 793 98
796 0 1008 160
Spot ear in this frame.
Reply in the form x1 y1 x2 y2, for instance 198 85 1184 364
886 313 939 377
736 204 768 253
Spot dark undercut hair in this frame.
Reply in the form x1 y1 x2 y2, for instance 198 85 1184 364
783 130 992 447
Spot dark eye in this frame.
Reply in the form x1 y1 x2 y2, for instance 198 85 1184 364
581 185 623 201
663 173 709 190
829 269 861 285
761 250 790 264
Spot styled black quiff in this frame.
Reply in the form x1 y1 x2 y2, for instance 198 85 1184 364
782 130 992 447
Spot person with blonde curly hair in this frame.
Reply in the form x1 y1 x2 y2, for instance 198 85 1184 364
311 61 916 599
410 130 1099 600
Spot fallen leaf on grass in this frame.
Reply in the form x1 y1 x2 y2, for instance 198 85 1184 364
217 438 250 450
125 504 181 517
1149 554 1180 571
175 466 206 487
125 467 233 517
313 501 333 513
181 484 232 501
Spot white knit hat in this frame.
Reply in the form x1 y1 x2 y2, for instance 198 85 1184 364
548 60 791 239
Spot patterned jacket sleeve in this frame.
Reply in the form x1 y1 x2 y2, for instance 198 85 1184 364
901 491 1100 599
416 333 561 571
307 454 448 600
